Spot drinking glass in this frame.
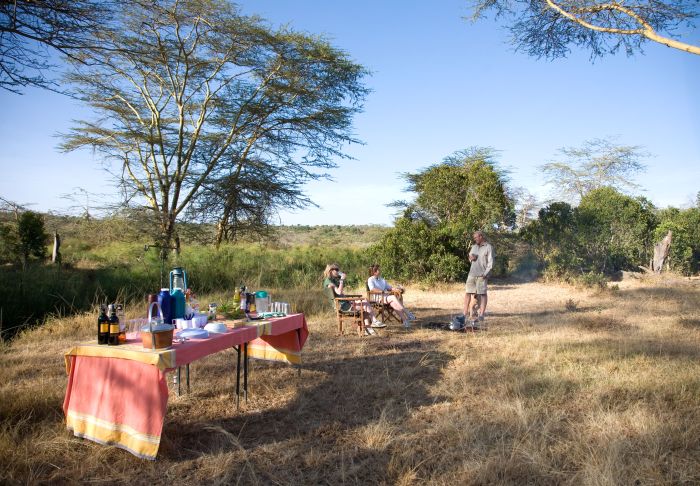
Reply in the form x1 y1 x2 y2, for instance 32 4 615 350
126 318 145 339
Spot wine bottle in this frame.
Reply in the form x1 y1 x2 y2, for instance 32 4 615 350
97 305 109 345
107 304 120 346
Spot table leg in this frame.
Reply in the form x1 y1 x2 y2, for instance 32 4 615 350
296 328 302 377
186 363 190 394
177 366 181 396
235 345 241 409
243 342 248 402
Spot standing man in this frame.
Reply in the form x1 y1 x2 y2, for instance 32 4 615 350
464 230 494 327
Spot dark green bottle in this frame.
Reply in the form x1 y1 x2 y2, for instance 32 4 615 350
107 304 120 346
97 305 109 345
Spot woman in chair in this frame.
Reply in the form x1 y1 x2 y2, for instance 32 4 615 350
323 263 384 335
367 264 416 329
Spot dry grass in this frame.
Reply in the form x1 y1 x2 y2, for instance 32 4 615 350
1 276 700 485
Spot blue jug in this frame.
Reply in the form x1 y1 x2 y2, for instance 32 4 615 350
157 288 173 325
169 267 188 320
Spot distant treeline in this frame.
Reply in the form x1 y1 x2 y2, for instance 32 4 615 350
2 184 700 337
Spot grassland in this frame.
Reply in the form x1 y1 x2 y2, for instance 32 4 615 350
0 223 389 337
1 274 699 484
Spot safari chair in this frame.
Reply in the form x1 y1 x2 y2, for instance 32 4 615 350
366 284 402 325
324 285 366 336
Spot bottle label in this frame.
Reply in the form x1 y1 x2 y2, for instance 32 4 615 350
100 323 109 333
110 323 120 333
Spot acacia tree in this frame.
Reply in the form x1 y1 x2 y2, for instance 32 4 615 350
374 148 514 282
186 154 316 245
399 148 514 230
0 198 48 267
60 0 368 250
0 0 112 93
470 0 700 58
541 137 647 203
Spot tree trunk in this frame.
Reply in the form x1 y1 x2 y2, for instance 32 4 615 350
52 232 61 265
215 220 226 248
652 230 672 273
215 204 233 248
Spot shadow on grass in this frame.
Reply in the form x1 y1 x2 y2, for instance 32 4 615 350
619 286 700 308
160 347 453 483
558 336 700 361
678 317 700 329
412 305 619 325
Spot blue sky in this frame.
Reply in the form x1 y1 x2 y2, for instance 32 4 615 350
1 0 698 225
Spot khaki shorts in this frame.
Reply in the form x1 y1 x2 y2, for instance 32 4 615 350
466 276 487 294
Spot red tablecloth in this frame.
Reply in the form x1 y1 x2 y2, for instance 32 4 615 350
63 314 307 459
246 313 309 365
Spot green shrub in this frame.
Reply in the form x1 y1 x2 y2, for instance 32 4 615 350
655 207 700 275
524 188 658 280
574 271 608 289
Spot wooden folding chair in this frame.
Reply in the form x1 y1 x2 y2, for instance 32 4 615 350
366 284 402 325
324 286 366 336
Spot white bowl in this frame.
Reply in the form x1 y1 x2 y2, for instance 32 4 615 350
204 322 228 334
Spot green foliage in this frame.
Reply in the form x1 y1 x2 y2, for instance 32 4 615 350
524 202 580 275
370 218 460 283
403 148 514 230
61 0 369 250
177 244 368 292
0 211 48 265
0 221 19 264
372 149 513 282
17 212 48 262
0 238 370 337
573 271 609 290
0 0 108 93
577 187 657 273
470 0 700 59
655 207 700 275
525 187 657 278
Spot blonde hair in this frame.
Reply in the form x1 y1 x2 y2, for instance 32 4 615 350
323 263 340 279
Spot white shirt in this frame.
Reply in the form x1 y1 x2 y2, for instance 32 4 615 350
468 241 494 278
367 275 392 292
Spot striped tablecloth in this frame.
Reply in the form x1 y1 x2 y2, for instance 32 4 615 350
63 325 260 459
245 313 309 365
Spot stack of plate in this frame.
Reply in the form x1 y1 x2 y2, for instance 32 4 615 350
204 322 228 334
176 328 209 339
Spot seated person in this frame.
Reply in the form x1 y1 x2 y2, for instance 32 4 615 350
367 264 416 328
323 263 385 335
